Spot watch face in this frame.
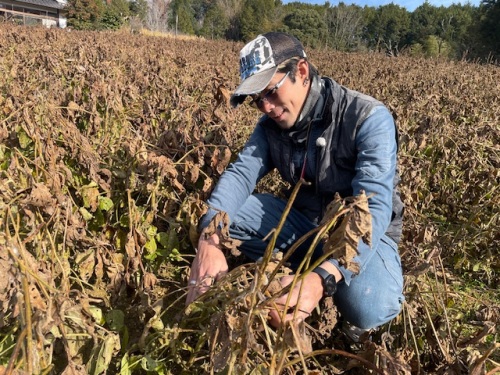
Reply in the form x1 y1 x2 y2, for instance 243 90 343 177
324 275 337 296
312 267 337 297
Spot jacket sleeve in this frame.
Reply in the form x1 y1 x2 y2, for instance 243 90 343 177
329 105 397 284
199 123 273 230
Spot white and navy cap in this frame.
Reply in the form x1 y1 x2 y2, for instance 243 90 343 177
230 32 307 108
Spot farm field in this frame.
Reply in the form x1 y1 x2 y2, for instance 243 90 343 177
0 24 499 374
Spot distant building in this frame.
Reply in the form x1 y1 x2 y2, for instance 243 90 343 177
0 0 67 28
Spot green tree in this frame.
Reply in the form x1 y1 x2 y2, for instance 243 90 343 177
479 0 500 58
170 0 196 34
101 0 130 30
409 1 441 44
408 3 478 59
239 0 279 41
67 0 104 30
423 34 452 57
199 4 230 39
282 7 327 48
365 4 410 55
435 4 476 59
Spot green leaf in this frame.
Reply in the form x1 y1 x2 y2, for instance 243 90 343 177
79 207 93 221
146 225 157 237
140 355 159 372
106 309 125 332
18 129 32 149
156 232 170 248
119 214 130 227
120 353 132 375
88 306 105 325
98 196 114 211
144 237 157 254
115 229 127 252
92 209 106 228
91 334 121 375
157 228 179 251
168 248 182 262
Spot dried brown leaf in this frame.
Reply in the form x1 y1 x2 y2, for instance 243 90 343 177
210 311 232 372
469 343 500 375
60 361 87 375
316 297 338 339
125 235 136 258
94 249 104 281
26 182 56 208
204 210 230 240
320 193 343 225
143 272 158 290
202 175 214 194
187 161 200 183
81 184 99 212
75 249 95 283
322 192 372 273
29 283 47 311
284 318 312 354
0 366 27 375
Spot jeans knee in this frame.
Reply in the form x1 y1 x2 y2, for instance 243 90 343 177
338 293 403 330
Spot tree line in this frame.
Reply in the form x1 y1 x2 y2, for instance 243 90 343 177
67 0 500 61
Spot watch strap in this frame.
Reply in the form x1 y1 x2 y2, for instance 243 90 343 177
312 266 337 296
312 266 331 281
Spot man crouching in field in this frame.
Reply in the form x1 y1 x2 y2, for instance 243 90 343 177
185 32 404 336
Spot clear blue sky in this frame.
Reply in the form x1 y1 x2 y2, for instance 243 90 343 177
283 0 481 12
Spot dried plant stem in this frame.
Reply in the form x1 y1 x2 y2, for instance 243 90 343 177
5 327 27 375
403 299 421 374
20 268 34 375
289 323 308 372
283 348 385 374
258 179 306 280
478 343 500 375
416 282 451 363
5 208 34 374
435 254 457 354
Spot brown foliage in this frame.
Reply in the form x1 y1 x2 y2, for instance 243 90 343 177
0 24 498 374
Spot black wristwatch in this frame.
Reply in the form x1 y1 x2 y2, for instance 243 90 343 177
312 266 337 297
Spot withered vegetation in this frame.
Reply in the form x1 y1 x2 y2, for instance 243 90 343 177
0 24 498 374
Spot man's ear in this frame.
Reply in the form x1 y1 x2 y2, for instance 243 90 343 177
297 59 309 80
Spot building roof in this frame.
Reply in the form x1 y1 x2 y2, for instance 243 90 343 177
14 0 66 9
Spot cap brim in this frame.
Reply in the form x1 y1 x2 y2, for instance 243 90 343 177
230 67 277 108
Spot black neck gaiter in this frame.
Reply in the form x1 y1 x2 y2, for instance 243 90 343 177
287 74 324 143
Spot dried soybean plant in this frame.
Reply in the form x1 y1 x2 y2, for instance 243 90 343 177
0 23 498 374
174 182 382 374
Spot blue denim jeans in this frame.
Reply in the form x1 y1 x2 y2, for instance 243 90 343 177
229 193 405 330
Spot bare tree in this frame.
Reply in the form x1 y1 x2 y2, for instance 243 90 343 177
326 4 364 51
147 0 171 32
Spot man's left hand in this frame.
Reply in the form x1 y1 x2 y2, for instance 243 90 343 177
267 272 324 328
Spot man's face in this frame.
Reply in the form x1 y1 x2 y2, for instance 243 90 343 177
252 64 309 129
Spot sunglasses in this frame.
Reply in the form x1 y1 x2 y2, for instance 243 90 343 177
249 71 290 109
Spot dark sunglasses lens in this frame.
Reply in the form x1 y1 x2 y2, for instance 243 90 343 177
249 97 262 109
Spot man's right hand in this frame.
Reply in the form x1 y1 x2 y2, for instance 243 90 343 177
185 231 229 305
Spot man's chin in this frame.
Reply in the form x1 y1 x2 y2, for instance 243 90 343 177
275 119 295 130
